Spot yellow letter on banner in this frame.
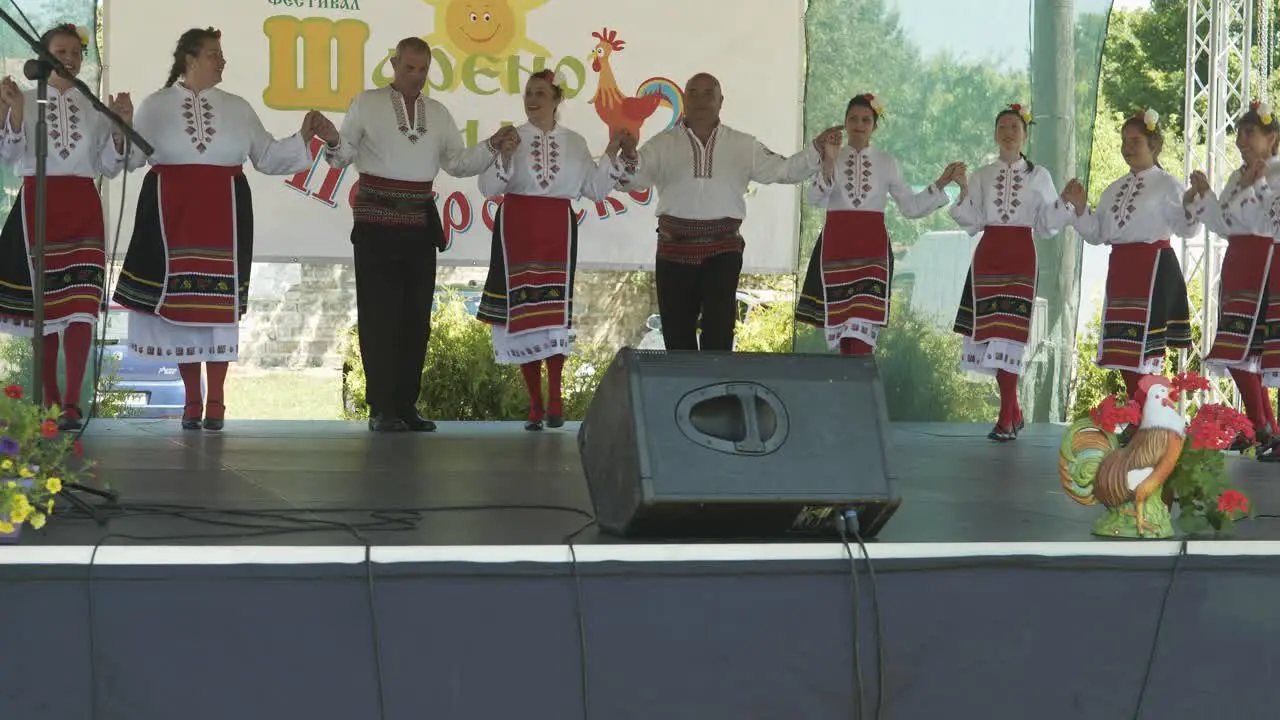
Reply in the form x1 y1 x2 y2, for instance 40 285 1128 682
262 16 370 112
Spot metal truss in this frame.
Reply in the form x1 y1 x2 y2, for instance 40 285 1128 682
1181 0 1256 404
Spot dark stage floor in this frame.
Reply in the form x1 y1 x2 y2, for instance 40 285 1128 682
17 418 1280 547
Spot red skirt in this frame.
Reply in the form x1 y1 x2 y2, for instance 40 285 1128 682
1206 234 1275 364
953 225 1037 345
810 210 890 327
481 194 574 335
0 176 105 325
1097 240 1191 369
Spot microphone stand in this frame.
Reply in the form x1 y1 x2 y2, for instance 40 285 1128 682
2 9 154 524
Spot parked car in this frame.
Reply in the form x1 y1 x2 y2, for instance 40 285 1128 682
93 304 192 419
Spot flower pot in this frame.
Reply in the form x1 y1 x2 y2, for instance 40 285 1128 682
0 477 35 544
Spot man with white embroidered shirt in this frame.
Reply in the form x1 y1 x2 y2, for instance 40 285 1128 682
316 37 519 432
611 72 841 351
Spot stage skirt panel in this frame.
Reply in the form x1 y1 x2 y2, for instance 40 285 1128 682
1096 241 1191 373
953 225 1037 377
112 165 252 363
0 176 106 338
1204 234 1273 375
795 210 894 350
476 197 578 364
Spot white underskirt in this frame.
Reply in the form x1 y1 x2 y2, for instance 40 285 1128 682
1205 355 1261 376
1096 356 1165 374
959 338 1027 379
126 311 240 363
0 315 91 338
491 325 572 364
824 319 881 350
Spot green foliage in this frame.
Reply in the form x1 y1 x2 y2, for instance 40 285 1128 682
0 381 95 534
0 336 135 419
1165 446 1250 534
340 290 613 421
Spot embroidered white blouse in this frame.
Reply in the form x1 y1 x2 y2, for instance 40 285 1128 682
0 86 139 178
132 85 311 174
808 145 948 217
615 122 821 220
324 86 497 182
1072 166 1202 245
477 123 619 201
950 158 1074 237
1206 157 1280 238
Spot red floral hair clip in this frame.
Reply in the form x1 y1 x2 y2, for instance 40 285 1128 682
207 27 221 39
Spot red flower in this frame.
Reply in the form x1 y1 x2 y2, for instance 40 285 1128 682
1090 394 1142 433
1218 489 1249 514
40 419 57 439
1171 371 1211 401
4 384 21 400
1187 403 1254 450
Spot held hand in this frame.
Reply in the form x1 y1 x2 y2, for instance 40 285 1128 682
605 129 624 159
616 129 638 159
1061 179 1087 214
108 92 133 125
813 125 842 152
488 125 520 151
311 111 338 144
0 77 23 120
1188 170 1211 197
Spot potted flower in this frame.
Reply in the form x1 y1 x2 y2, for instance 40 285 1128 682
0 383 92 542
1059 372 1253 538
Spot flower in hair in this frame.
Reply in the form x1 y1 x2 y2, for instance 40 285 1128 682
1010 103 1033 124
863 93 885 115
552 70 567 88
74 25 89 48
1143 108 1160 131
1260 101 1275 126
207 27 222 40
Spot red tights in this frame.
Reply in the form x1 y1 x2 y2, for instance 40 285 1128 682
996 370 1022 431
179 361 229 419
839 338 873 356
1229 369 1277 435
34 325 92 418
518 354 565 422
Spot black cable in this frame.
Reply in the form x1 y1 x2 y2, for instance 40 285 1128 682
836 515 865 719
850 520 886 720
86 530 103 720
1131 538 1186 720
564 518 596 720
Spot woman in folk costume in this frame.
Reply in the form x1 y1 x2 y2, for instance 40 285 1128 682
476 69 623 430
0 24 142 430
950 103 1076 442
795 93 962 354
112 27 322 430
1059 109 1195 401
1186 100 1280 450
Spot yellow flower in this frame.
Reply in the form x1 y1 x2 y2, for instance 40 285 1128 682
3 459 13 472
28 512 45 530
19 465 32 478
0 521 12 533
9 504 30 523
46 477 61 494
4 480 13 488
45 499 53 513
13 494 31 512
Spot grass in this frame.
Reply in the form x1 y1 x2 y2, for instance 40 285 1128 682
223 368 343 420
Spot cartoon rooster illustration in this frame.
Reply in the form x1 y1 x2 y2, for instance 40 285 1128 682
588 28 684 143
1059 375 1185 538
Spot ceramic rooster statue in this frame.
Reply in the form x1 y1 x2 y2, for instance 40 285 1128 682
1059 375 1186 538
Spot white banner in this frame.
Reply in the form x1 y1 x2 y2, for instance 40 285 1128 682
101 0 806 272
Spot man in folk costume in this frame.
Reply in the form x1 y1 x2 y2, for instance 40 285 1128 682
950 104 1076 442
475 69 624 430
1186 101 1280 450
1059 109 1195 403
318 37 517 432
612 73 841 351
796 93 962 355
1186 103 1280 446
113 27 322 431
0 24 142 430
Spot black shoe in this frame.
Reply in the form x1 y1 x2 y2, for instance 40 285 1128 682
368 414 408 432
182 401 202 430
398 410 437 432
202 402 225 431
546 415 564 428
58 405 83 432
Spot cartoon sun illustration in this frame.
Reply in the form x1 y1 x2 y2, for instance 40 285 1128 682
421 0 552 92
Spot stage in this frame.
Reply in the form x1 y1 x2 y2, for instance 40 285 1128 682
3 420 1280 718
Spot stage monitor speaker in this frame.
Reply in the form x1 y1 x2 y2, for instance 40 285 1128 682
577 348 900 539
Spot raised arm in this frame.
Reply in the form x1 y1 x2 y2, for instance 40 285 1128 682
322 93 363 170
613 132 659 192
886 157 949 219
1158 174 1203 239
244 101 312 176
949 166 985 236
477 151 512 198
578 138 623 203
1032 169 1075 237
749 139 822 186
0 83 26 167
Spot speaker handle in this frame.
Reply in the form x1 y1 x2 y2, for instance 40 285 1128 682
674 382 789 456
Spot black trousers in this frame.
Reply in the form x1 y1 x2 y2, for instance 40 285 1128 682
352 224 437 418
654 252 743 351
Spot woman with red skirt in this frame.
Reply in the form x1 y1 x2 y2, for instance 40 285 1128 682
0 24 143 429
950 104 1076 442
1059 109 1195 401
1195 101 1280 452
475 69 622 430
795 93 961 354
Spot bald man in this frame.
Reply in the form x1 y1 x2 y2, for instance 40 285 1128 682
611 73 840 351
318 37 519 431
